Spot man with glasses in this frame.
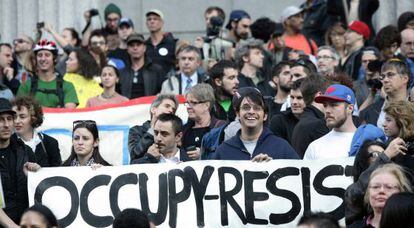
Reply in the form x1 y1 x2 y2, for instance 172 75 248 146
316 46 340 77
213 88 298 160
360 59 411 128
119 33 164 99
161 45 207 95
128 94 178 162
145 9 177 76
12 35 33 84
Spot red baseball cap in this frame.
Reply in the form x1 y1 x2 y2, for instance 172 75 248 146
348 20 371 40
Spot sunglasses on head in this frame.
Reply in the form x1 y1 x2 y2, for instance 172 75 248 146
73 120 97 129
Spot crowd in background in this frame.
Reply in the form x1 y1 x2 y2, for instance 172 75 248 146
1 0 414 227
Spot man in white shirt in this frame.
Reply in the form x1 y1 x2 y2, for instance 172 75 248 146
304 84 357 160
131 113 190 164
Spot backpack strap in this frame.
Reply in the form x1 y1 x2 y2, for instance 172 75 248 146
55 73 65 108
304 36 316 55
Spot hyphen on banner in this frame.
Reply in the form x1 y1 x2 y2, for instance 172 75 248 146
28 159 354 228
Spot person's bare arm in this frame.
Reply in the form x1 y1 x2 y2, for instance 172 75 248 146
64 103 77 109
43 22 69 48
0 209 19 228
81 10 93 47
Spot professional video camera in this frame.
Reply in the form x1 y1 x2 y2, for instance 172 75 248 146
203 16 224 43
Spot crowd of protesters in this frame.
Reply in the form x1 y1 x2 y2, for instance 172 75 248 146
1 1 414 227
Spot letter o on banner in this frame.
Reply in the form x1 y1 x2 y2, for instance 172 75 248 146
34 176 79 227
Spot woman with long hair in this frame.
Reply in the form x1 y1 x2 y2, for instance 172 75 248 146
63 48 103 108
86 65 128 107
62 120 110 166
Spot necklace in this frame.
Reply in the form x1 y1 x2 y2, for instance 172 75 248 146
101 92 115 99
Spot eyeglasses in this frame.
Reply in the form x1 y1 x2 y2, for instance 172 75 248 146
369 184 399 192
184 100 207 107
317 55 335 60
13 39 29 45
73 120 97 129
240 104 263 112
379 72 398 80
91 41 106 47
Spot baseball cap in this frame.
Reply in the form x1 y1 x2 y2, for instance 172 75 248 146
0 98 16 115
314 84 355 105
118 18 134 28
271 23 285 37
126 33 145 45
348 20 371 40
146 9 164 20
225 10 251 30
280 6 303 23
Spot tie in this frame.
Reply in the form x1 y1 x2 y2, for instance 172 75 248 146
184 77 192 93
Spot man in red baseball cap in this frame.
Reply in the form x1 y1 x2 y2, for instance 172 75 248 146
343 20 371 80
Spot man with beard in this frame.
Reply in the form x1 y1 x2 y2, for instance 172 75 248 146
81 3 122 51
224 10 251 45
209 60 239 122
213 88 298 160
131 113 190 164
304 84 357 160
281 6 317 56
270 79 306 145
268 61 293 118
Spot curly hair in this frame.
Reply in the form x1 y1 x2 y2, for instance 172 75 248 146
11 96 44 128
384 101 414 141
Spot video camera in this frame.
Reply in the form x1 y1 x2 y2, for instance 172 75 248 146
203 16 224 43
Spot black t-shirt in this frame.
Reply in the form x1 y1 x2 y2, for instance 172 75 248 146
268 101 283 120
182 127 210 150
130 69 145 98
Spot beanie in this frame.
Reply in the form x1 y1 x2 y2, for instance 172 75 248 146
104 3 122 19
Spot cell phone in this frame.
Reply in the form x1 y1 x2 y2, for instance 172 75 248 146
37 22 44 29
186 146 196 151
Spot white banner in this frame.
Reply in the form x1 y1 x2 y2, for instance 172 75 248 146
28 159 354 228
39 97 188 165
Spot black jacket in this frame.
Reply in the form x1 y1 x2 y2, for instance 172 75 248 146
0 134 36 224
145 33 177 75
34 133 62 167
238 73 275 98
291 105 329 158
128 120 153 163
359 98 384 125
119 59 165 99
269 109 299 144
131 148 190 164
301 0 334 46
211 99 236 122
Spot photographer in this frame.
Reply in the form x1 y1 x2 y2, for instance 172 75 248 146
194 6 233 69
81 3 122 51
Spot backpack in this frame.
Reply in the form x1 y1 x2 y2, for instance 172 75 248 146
30 73 65 107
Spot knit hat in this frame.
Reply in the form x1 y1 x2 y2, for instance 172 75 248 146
104 3 122 19
348 20 371 40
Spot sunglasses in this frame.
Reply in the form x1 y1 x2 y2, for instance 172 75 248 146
73 120 97 129
13 38 28 44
